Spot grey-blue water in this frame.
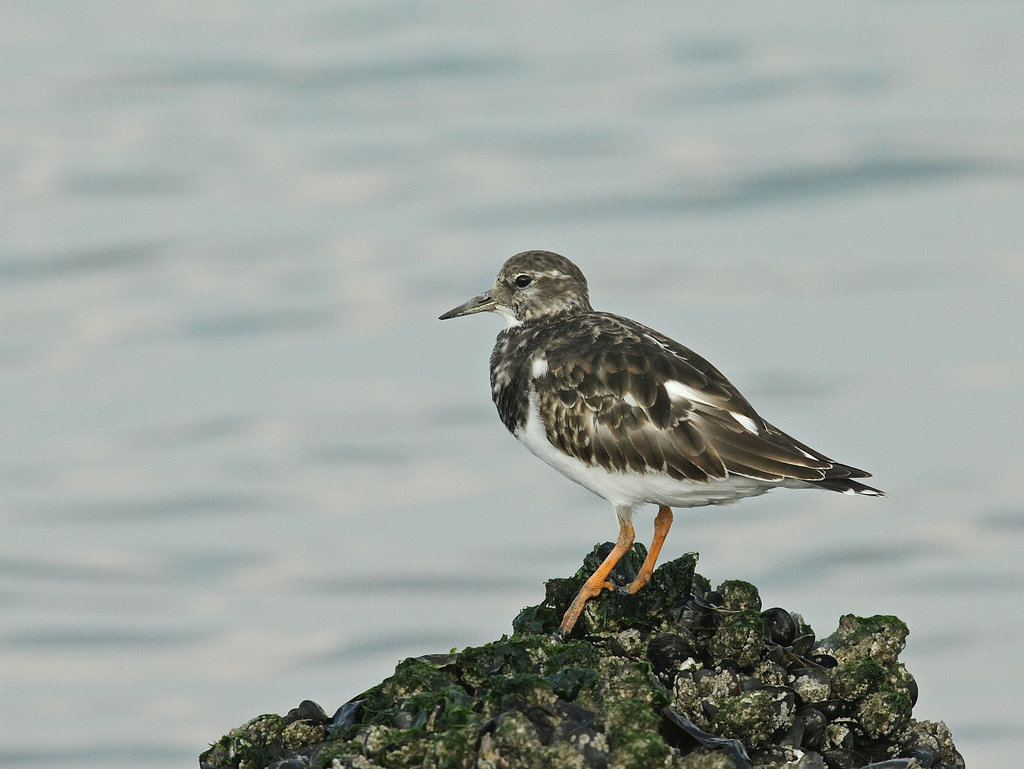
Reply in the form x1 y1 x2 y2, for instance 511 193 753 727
2 2 1022 766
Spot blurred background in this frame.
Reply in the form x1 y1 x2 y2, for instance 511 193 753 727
2 2 1022 766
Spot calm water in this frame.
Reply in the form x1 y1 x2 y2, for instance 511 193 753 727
2 2 1023 766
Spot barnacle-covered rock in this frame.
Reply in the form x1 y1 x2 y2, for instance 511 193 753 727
200 544 962 769
818 614 909 667
708 609 765 668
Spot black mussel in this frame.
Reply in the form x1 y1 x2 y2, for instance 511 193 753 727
292 700 327 723
681 581 723 626
269 759 309 769
328 698 365 729
932 751 966 769
822 748 865 769
392 710 416 729
808 652 839 669
791 633 817 657
797 707 827 750
761 607 797 646
691 573 712 596
901 745 936 767
790 667 831 705
827 716 867 747
680 603 711 628
693 668 721 685
647 632 698 677
758 659 790 687
761 686 797 724
661 707 754 769
738 674 763 692
754 746 801 768
778 715 804 747
906 675 919 707
860 761 921 768
818 698 855 720
555 700 596 731
863 740 902 766
765 643 786 665
794 753 827 769
524 705 559 744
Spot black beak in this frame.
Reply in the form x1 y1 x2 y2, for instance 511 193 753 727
439 291 496 320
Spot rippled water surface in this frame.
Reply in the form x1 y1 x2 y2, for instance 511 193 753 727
2 3 1023 766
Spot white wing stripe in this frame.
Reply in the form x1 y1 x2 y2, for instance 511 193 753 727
663 379 716 407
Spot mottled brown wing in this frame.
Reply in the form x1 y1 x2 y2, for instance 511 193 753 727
535 314 842 484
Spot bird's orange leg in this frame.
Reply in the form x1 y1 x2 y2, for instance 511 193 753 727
557 515 635 638
621 506 673 595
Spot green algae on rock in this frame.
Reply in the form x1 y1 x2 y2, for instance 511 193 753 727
200 545 963 769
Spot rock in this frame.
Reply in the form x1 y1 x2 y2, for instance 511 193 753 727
200 545 963 769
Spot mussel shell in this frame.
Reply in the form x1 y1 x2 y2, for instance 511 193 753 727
757 659 791 688
328 698 365 729
821 747 866 769
778 716 805 747
647 632 698 677
760 607 797 646
934 749 966 769
789 667 831 705
808 652 839 669
284 700 327 724
738 674 764 692
765 643 787 666
828 716 868 746
906 675 919 707
392 710 416 729
794 753 827 769
901 744 936 768
818 698 855 719
797 706 827 750
791 633 817 657
761 686 798 734
296 700 327 722
693 668 723 686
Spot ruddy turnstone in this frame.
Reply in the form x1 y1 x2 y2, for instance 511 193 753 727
440 250 883 638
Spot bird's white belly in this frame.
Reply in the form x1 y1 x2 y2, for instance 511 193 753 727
515 388 780 511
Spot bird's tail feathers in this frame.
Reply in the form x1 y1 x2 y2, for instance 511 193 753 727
814 477 885 496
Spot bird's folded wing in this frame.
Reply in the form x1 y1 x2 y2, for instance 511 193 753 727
536 315 844 484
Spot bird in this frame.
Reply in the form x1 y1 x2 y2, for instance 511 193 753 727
439 250 883 638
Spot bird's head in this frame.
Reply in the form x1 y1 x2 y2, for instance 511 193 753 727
439 250 593 327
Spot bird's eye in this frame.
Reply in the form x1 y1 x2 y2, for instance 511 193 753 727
514 274 533 288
